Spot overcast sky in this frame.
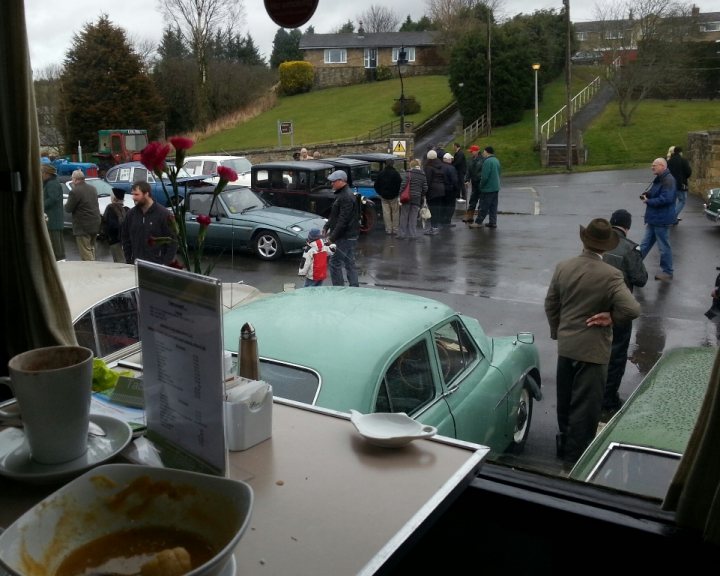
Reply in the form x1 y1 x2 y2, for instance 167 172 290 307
23 0 716 71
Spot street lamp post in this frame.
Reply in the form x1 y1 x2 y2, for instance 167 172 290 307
532 63 541 146
397 47 408 133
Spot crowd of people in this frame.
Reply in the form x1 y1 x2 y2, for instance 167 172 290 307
44 143 694 468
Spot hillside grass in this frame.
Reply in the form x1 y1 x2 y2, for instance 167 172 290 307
195 67 720 174
193 75 454 153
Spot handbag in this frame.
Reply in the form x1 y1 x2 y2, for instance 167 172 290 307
419 200 431 220
399 175 411 204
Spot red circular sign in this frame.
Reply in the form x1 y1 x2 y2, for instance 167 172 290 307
264 0 319 28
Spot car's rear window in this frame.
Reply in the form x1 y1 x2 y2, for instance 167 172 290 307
586 443 681 500
258 359 320 405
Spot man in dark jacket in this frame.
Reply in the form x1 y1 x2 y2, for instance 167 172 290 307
640 158 677 281
463 145 483 223
374 159 402 235
64 169 101 261
601 209 648 418
441 153 459 228
41 163 65 260
121 181 178 265
423 150 446 235
667 146 692 224
323 170 360 287
452 142 467 202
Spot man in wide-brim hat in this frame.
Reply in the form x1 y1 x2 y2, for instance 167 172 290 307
544 217 641 467
41 162 65 260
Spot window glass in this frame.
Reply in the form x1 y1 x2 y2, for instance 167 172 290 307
324 49 347 64
392 47 416 62
92 290 140 357
376 340 434 414
258 359 319 405
73 312 98 356
133 167 149 182
184 160 202 176
433 320 478 384
105 168 118 183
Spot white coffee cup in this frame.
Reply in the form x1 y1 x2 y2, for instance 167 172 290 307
1 345 94 464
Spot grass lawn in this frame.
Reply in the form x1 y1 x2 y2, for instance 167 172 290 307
193 75 454 153
194 68 719 175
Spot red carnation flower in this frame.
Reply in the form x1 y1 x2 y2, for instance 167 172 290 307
140 142 170 173
197 214 211 227
217 165 238 182
169 136 194 151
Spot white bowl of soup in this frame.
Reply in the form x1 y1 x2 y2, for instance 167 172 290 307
0 464 253 576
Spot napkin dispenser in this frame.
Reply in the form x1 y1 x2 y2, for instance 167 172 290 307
224 378 273 451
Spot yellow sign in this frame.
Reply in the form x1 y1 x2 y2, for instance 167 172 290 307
392 140 407 157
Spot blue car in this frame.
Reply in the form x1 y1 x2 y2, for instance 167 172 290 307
104 161 198 207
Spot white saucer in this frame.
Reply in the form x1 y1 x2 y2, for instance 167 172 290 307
349 410 437 447
0 414 133 484
220 556 237 576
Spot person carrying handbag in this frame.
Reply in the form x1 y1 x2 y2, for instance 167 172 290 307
397 159 428 240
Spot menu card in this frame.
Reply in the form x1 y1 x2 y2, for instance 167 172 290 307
136 260 227 476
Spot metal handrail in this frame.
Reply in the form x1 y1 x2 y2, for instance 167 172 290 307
539 76 601 141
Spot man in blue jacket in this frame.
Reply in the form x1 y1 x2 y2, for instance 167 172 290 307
640 158 677 282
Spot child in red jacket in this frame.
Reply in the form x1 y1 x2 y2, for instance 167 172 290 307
298 229 335 287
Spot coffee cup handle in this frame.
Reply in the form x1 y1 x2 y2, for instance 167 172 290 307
0 378 19 420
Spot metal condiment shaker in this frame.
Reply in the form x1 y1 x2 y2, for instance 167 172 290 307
238 322 259 380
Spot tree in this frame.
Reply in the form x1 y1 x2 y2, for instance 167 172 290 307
159 0 245 126
269 28 303 68
399 15 436 31
357 5 400 33
34 64 64 153
592 0 696 125
337 20 355 33
58 15 165 155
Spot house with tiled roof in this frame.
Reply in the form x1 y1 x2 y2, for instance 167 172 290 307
573 5 720 52
298 30 447 88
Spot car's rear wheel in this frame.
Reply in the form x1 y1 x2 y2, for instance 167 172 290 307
253 231 283 261
508 381 534 454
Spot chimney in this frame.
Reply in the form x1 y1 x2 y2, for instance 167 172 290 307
692 5 699 17
358 21 365 35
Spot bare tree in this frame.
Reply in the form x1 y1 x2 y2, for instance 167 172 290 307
424 0 503 50
357 5 400 33
592 0 695 125
130 35 159 72
159 0 245 125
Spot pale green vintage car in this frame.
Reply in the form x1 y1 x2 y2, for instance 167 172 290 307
223 287 542 454
570 346 716 500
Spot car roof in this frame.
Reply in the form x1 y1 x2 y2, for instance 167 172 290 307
57 260 266 323
222 287 458 405
571 346 715 480
320 157 370 167
341 153 399 161
251 160 335 171
185 155 248 161
57 261 137 322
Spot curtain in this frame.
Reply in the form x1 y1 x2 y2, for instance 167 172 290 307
663 346 720 544
0 0 75 378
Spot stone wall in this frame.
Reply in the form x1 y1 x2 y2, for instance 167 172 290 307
688 130 720 198
313 65 447 89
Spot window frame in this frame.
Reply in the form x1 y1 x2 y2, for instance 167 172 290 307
324 49 347 64
392 47 416 63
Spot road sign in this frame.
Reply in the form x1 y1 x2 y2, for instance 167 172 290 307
392 140 407 157
280 121 293 134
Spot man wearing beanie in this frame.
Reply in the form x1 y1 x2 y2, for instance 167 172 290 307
601 209 648 419
102 188 130 263
545 218 640 467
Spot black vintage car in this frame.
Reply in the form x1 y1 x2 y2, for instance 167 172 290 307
250 160 376 233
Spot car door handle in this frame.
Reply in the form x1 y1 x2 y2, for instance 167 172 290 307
445 384 460 395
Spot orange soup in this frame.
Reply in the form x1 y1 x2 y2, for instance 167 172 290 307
55 526 216 576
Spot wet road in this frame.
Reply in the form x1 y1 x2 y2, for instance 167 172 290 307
70 167 718 475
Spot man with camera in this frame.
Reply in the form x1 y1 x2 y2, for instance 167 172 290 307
639 158 677 282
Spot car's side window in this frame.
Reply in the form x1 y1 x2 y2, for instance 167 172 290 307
375 340 434 414
133 167 149 183
433 320 478 384
184 160 202 176
188 193 213 216
72 290 139 358
106 169 118 183
205 161 218 175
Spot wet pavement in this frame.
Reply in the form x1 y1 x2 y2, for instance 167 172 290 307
66 167 719 475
